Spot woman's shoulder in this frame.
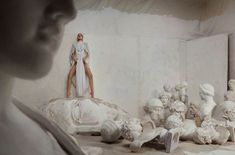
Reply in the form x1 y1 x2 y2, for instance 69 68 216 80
12 98 85 155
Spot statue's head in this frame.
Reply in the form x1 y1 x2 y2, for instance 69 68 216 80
165 114 184 129
144 98 164 114
169 101 187 120
144 98 164 119
193 128 212 144
175 81 188 91
228 79 235 91
101 120 121 143
121 118 142 141
220 101 235 122
163 84 171 92
159 92 171 107
199 83 214 100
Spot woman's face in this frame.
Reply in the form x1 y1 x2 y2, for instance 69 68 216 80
0 0 76 79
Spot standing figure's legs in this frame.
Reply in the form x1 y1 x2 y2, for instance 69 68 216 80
84 63 94 98
66 63 76 98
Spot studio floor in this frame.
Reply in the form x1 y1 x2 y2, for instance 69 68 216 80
76 134 235 155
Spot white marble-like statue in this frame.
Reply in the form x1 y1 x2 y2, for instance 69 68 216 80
100 98 180 153
165 100 187 130
100 118 143 143
143 98 166 127
192 118 230 145
159 91 172 108
183 84 231 145
213 100 235 142
225 79 235 102
197 83 216 122
129 98 181 153
45 98 129 135
163 84 172 94
174 82 189 106
159 84 174 119
165 100 198 142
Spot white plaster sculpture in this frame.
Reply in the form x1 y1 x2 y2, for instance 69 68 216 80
45 98 129 135
183 84 231 145
100 118 143 143
159 84 174 119
184 84 219 144
143 98 166 127
165 100 187 130
192 119 230 145
213 100 235 142
159 91 172 108
129 98 181 153
198 84 216 122
164 100 198 142
174 82 189 106
225 79 235 102
100 98 180 153
100 120 122 143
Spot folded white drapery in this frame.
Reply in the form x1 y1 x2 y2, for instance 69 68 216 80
70 42 90 97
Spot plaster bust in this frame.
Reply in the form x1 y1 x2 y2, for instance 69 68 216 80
144 98 165 127
174 81 188 105
165 101 187 129
225 79 235 102
198 83 216 121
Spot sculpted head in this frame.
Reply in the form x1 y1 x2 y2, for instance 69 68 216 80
169 101 187 120
145 98 164 116
220 101 235 122
121 118 142 141
101 120 121 143
199 83 214 100
228 79 235 91
163 84 171 92
193 128 213 144
159 92 171 108
175 81 188 94
144 98 165 126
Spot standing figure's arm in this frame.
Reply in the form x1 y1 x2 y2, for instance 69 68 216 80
83 42 90 64
70 44 77 65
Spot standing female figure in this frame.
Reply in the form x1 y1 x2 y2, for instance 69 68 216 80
66 33 94 98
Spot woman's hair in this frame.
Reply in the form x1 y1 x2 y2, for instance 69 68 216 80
77 33 84 41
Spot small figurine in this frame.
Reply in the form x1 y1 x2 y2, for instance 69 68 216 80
174 81 189 106
225 79 235 102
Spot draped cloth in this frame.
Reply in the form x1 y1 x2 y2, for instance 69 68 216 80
70 42 90 97
12 98 85 155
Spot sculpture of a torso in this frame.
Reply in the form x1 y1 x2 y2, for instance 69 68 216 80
45 98 129 134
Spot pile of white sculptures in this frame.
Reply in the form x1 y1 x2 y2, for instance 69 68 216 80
44 79 235 153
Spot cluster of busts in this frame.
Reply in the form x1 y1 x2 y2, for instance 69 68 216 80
100 80 235 153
